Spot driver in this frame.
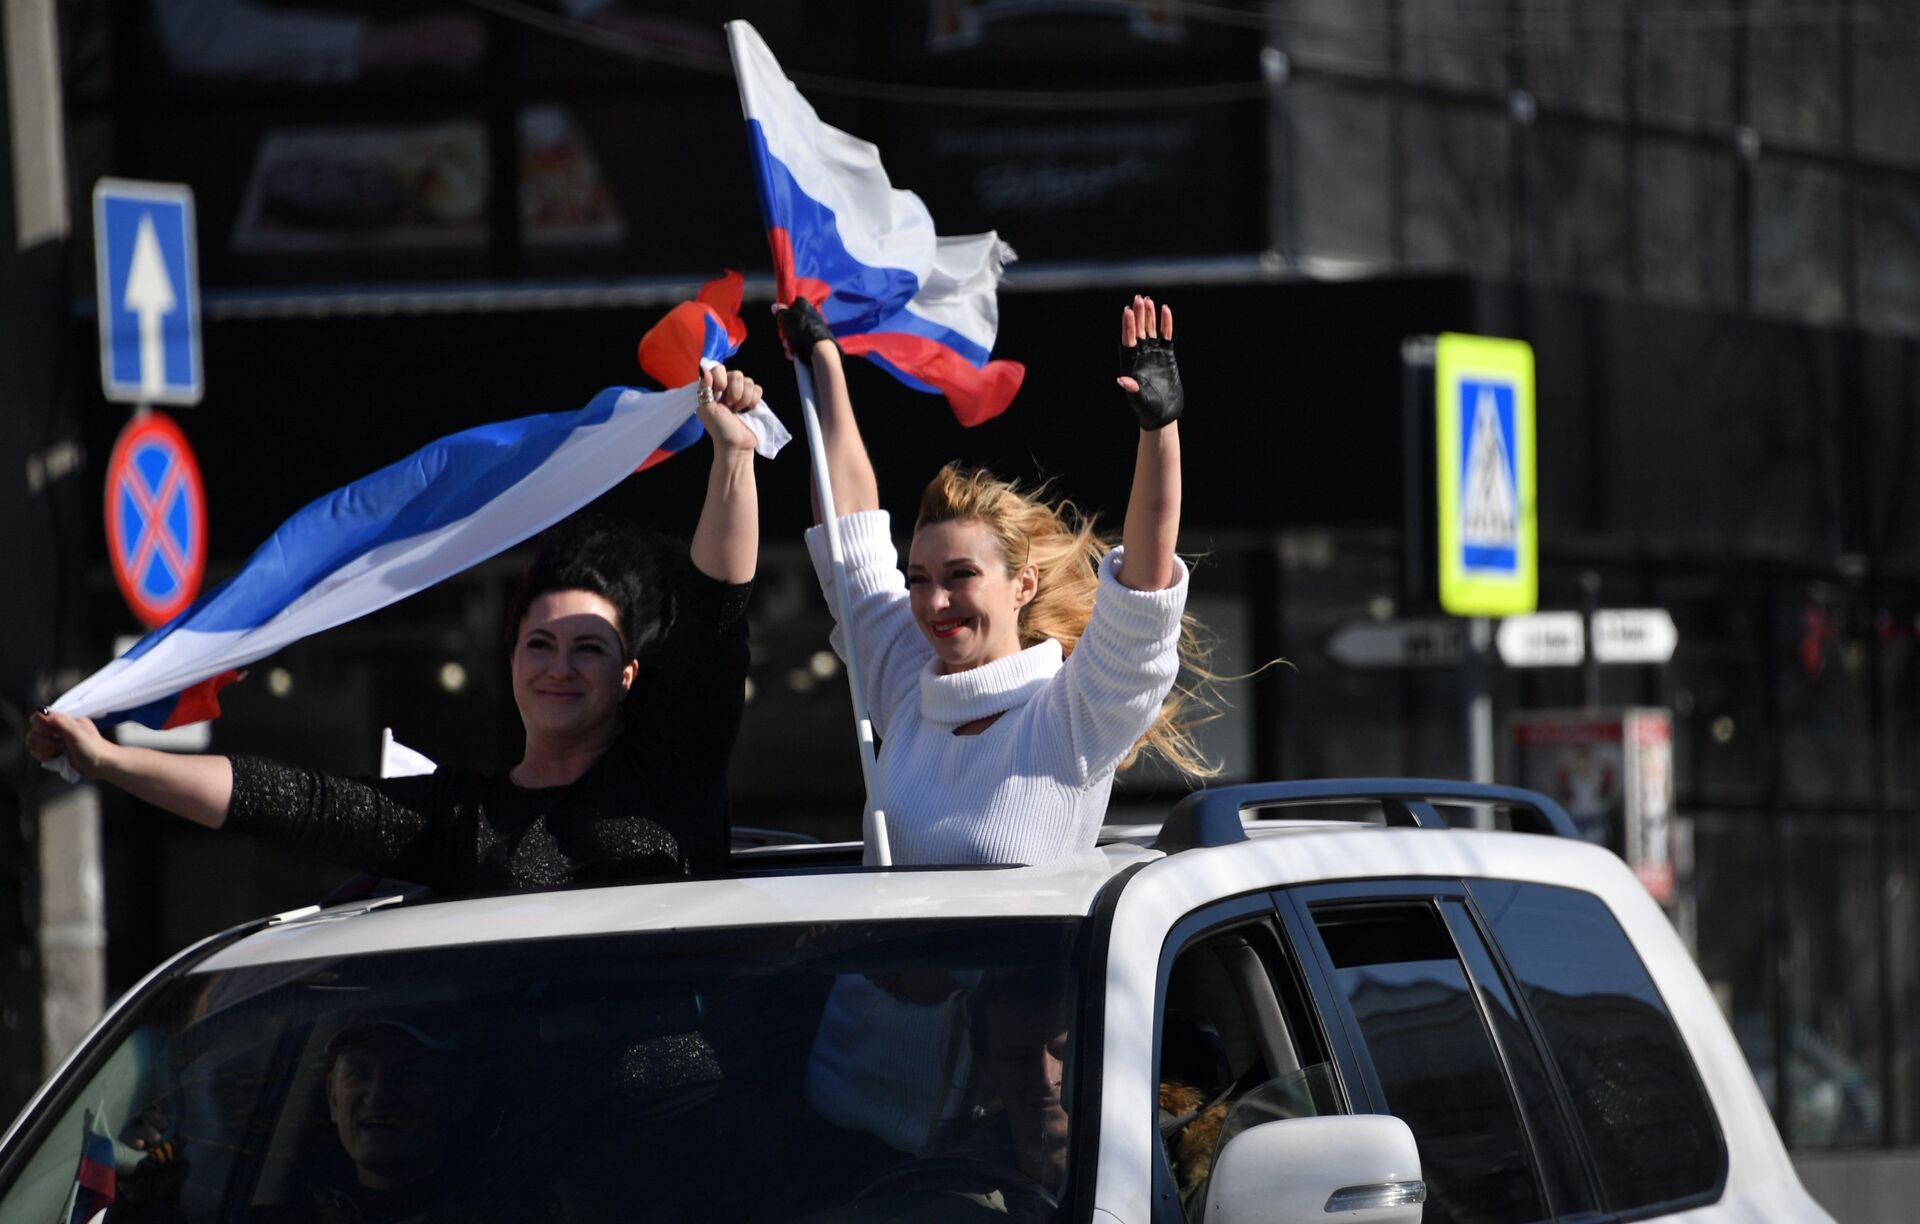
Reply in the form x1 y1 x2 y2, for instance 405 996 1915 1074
852 972 1073 1222
976 975 1072 1195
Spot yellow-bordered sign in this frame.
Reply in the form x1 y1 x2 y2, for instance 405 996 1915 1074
1436 333 1536 617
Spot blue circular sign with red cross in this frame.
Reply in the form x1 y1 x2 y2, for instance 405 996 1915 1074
105 411 206 627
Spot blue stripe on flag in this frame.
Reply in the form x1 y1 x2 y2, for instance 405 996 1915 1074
121 387 627 660
745 120 922 335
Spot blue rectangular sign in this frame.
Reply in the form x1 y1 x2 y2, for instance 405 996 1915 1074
1457 378 1519 574
94 179 202 406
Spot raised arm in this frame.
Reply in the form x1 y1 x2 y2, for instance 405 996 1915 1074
777 298 879 521
28 710 233 827
1116 295 1183 592
687 363 765 585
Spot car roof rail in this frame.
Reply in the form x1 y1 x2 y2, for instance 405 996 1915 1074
1152 778 1580 852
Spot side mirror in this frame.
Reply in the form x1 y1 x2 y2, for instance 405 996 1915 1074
1205 1114 1425 1224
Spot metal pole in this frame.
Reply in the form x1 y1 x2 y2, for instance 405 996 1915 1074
791 358 890 866
1465 616 1495 783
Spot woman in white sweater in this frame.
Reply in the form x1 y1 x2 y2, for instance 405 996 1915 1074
779 293 1212 868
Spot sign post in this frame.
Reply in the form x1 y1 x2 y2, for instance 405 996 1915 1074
93 178 202 408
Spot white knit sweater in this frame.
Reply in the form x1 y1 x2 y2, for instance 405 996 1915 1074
805 510 1189 865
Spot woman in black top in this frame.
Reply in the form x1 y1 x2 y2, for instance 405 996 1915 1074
26 364 767 892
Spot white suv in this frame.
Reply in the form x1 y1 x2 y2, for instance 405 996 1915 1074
0 780 1832 1223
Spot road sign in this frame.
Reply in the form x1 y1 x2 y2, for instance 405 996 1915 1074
105 412 207 628
1496 611 1585 667
1325 618 1464 669
94 178 202 406
1435 333 1535 617
1592 608 1679 664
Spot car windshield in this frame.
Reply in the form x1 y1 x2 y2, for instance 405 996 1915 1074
2 917 1086 1223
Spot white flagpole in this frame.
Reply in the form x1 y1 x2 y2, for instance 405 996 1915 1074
791 357 891 866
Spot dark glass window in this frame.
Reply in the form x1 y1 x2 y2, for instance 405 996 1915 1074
1314 905 1546 1224
1469 881 1724 1209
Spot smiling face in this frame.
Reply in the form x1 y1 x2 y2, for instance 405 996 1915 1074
327 1030 451 1189
510 589 637 749
906 519 1037 674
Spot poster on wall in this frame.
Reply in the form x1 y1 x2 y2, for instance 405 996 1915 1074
1512 707 1674 904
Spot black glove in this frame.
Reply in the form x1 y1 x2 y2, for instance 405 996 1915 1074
777 297 838 357
1119 335 1182 430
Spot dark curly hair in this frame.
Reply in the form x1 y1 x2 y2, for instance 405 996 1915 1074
503 514 687 672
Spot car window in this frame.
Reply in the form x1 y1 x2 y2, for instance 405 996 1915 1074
1469 880 1725 1212
0 919 1086 1224
1312 902 1548 1224
1155 914 1338 1222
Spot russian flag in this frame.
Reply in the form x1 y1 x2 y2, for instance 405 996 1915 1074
727 21 1025 428
633 270 754 472
52 369 786 731
61 1107 115 1224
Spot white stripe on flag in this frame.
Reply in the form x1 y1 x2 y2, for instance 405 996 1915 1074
55 384 702 722
727 21 936 281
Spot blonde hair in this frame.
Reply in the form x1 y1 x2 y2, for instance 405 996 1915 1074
915 463 1223 779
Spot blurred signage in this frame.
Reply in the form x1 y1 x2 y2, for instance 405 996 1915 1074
1592 608 1679 664
1495 612 1584 667
1435 333 1535 617
1325 618 1463 669
1512 708 1675 904
94 178 202 406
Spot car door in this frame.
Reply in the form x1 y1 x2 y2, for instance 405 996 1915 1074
1147 894 1349 1224
1276 882 1594 1224
1274 878 1730 1224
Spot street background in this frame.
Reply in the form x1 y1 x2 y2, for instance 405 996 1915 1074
4 2 1919 1215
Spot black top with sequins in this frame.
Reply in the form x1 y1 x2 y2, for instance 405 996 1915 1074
224 568 750 892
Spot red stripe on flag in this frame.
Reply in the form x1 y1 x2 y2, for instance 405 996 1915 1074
840 334 1025 427
76 1157 115 1197
162 669 241 729
765 229 831 307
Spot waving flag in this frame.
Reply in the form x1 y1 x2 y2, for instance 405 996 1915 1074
53 373 786 731
727 20 1024 427
634 270 756 472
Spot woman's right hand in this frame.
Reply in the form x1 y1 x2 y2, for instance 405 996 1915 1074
775 297 838 362
26 710 115 779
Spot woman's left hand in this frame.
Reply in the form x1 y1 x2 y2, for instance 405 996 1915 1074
697 364 763 455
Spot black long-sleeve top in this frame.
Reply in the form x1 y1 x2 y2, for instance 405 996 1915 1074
223 569 750 892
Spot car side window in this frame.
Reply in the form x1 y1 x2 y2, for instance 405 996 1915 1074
1154 912 1338 1223
1468 880 1726 1212
1311 902 1548 1224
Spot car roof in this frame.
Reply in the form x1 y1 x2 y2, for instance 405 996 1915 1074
192 803 1611 973
195 841 1161 972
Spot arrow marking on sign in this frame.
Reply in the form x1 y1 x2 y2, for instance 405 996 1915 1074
124 213 178 400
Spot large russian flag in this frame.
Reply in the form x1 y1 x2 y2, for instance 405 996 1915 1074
727 21 1025 428
53 368 784 731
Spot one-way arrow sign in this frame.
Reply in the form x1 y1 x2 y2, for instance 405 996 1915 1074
94 178 202 406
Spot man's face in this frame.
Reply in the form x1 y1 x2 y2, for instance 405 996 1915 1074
326 1029 451 1189
984 997 1071 1187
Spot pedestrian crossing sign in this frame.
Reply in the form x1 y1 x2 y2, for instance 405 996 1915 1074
1435 333 1536 617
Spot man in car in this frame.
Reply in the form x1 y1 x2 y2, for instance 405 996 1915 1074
976 974 1072 1197
116 1012 513 1224
309 1015 462 1218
